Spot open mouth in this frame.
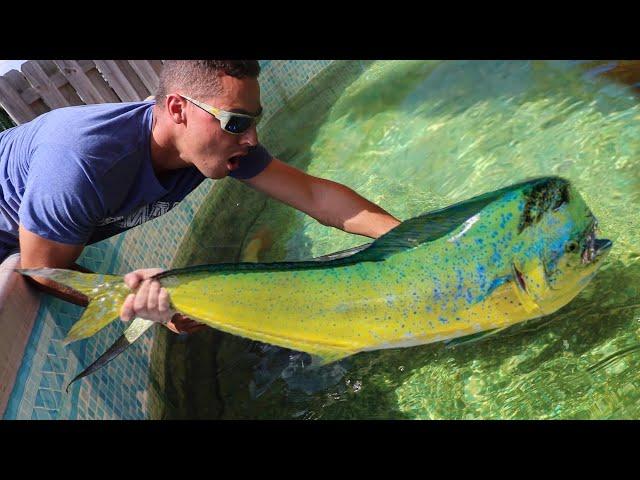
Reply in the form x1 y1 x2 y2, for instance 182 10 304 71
227 151 249 172
227 156 241 171
581 220 612 264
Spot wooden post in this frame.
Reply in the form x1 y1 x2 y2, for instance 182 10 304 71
128 60 161 94
53 60 111 104
94 60 143 102
0 76 37 124
21 60 70 110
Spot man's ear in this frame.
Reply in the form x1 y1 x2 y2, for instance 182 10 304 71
165 94 187 125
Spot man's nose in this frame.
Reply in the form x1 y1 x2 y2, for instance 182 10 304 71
239 124 258 147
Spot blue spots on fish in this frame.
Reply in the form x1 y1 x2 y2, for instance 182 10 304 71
512 241 524 254
438 316 449 325
503 191 520 203
476 264 487 289
530 239 545 258
486 275 510 296
452 268 466 301
544 227 572 271
454 283 465 301
433 279 443 301
499 212 513 229
465 288 474 304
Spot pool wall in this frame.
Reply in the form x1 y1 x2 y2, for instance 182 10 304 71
0 60 351 419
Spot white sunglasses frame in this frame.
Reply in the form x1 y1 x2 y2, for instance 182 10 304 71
179 94 262 135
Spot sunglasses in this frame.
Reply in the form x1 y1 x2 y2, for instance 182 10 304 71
179 94 262 135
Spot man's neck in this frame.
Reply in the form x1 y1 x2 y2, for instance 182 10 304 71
149 108 189 176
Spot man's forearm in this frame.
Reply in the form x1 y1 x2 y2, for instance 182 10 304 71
314 179 401 239
23 262 93 307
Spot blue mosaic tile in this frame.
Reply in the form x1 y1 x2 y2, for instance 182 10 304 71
41 372 64 391
52 390 63 410
44 354 67 373
35 389 58 410
32 408 53 420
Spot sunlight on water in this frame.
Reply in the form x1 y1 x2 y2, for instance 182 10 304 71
179 60 640 419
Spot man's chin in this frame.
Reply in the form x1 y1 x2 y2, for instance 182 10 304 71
197 166 229 180
209 171 230 179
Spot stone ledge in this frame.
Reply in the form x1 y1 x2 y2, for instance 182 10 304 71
0 253 41 417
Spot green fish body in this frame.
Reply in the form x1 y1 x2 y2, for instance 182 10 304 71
19 176 612 372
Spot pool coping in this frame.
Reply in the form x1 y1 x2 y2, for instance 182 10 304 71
0 253 41 417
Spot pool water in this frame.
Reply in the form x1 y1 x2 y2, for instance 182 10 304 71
152 60 640 419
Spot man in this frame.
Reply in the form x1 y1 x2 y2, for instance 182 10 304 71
0 60 400 333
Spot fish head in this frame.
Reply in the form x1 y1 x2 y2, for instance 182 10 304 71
510 177 612 314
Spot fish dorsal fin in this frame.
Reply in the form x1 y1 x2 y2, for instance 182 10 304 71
349 182 526 262
349 176 561 263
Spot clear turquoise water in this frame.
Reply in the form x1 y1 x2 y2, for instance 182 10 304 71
170 60 640 419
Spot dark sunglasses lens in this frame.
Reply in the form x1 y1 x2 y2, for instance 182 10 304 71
225 116 253 134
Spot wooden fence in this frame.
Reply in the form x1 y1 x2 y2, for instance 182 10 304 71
0 60 164 125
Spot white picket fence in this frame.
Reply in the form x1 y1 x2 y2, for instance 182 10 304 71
0 60 164 125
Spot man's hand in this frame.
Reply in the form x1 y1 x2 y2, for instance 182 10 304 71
120 268 206 334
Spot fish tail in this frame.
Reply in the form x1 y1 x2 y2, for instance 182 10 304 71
17 268 129 344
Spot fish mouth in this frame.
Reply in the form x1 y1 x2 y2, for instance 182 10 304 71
581 220 612 264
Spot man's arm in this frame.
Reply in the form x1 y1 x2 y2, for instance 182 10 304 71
20 225 203 334
243 158 401 239
19 225 89 305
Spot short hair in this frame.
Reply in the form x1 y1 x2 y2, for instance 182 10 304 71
155 60 261 106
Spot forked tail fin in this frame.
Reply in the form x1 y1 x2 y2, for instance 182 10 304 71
17 268 130 344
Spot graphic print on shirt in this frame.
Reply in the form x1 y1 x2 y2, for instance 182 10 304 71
97 201 180 229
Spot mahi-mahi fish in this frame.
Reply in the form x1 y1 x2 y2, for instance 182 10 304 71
18 176 612 390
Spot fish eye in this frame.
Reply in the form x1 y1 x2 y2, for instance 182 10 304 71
565 241 579 253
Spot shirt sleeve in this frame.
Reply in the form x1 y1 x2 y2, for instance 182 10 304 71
19 144 105 245
228 144 273 180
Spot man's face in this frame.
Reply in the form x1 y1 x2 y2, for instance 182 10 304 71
181 74 262 179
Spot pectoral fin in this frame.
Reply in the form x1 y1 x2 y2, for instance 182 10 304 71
307 348 354 368
444 327 509 348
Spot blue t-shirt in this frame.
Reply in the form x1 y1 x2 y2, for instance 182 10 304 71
0 101 272 260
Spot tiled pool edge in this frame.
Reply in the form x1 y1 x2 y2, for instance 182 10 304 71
0 254 40 417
